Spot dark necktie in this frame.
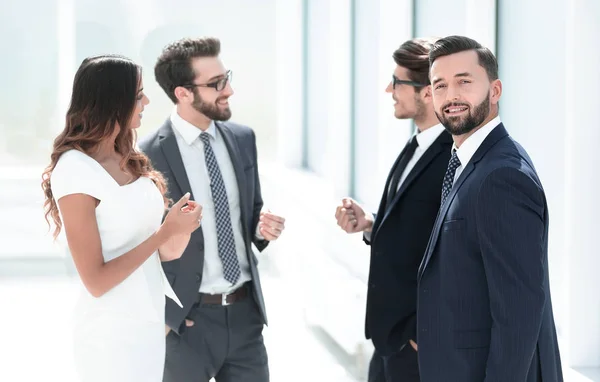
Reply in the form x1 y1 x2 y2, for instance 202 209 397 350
199 132 241 284
441 149 461 205
387 135 419 206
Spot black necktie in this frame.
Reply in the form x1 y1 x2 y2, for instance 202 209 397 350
387 135 419 206
441 149 461 205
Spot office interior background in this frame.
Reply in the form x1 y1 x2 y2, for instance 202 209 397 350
1 0 598 381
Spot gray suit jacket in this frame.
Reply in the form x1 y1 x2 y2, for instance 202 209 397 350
138 118 269 334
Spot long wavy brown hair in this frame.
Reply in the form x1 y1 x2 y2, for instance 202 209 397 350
41 54 169 239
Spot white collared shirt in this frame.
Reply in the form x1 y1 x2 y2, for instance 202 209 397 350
170 109 251 294
396 123 446 190
452 116 502 184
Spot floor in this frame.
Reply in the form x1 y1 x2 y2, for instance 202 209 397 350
0 263 359 382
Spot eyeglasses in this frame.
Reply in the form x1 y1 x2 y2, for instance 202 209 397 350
392 74 427 89
184 70 232 92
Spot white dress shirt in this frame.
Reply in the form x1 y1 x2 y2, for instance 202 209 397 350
170 110 252 294
452 116 502 184
395 123 447 191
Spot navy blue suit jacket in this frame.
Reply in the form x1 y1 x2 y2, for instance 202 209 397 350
417 123 563 382
365 131 452 355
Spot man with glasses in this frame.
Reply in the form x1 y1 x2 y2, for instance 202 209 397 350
335 37 451 382
139 36 285 382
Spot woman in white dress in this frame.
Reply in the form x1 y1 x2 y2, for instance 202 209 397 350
41 55 202 381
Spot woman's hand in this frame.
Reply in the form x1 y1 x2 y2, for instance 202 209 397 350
161 193 202 237
158 193 202 261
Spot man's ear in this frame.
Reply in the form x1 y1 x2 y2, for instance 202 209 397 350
174 86 192 104
490 79 502 105
420 84 433 104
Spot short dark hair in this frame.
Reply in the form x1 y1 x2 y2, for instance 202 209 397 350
429 35 498 81
392 37 438 88
154 37 221 103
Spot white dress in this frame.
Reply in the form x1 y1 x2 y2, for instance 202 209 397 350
50 149 182 382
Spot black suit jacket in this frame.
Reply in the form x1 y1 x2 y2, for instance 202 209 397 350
138 119 269 334
417 124 563 382
364 130 453 356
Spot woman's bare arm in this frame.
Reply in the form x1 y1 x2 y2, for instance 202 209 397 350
58 192 198 297
59 194 169 297
158 233 191 262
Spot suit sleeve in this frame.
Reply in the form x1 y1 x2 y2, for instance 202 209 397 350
476 167 546 382
250 130 269 252
362 212 377 245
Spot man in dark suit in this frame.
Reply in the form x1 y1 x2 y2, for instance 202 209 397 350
417 35 563 382
138 37 285 382
335 38 452 382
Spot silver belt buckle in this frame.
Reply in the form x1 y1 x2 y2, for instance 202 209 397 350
221 291 231 306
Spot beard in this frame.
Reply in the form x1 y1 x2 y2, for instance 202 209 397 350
393 91 426 121
435 93 490 136
191 91 232 121
411 96 427 123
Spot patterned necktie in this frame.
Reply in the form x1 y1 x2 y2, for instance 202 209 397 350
387 135 419 206
441 149 461 205
199 132 241 284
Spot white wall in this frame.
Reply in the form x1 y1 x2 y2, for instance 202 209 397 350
497 0 600 371
304 0 352 196
0 0 63 165
414 0 496 52
275 0 304 168
353 0 414 212
565 0 600 370
72 0 279 161
496 0 569 343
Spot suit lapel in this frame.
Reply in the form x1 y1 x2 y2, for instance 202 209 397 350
215 122 250 238
158 119 195 200
418 123 509 279
377 133 452 234
417 162 475 277
371 140 413 235
157 119 205 246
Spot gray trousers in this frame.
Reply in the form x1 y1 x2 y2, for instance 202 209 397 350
164 287 269 382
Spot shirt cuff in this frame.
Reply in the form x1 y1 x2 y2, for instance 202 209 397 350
255 224 265 240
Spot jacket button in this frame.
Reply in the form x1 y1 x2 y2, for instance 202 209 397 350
196 274 201 282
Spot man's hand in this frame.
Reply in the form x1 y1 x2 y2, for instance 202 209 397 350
165 319 194 336
335 197 374 234
258 210 285 241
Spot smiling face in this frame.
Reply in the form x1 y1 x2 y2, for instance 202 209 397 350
385 65 428 121
187 56 234 121
430 50 501 137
